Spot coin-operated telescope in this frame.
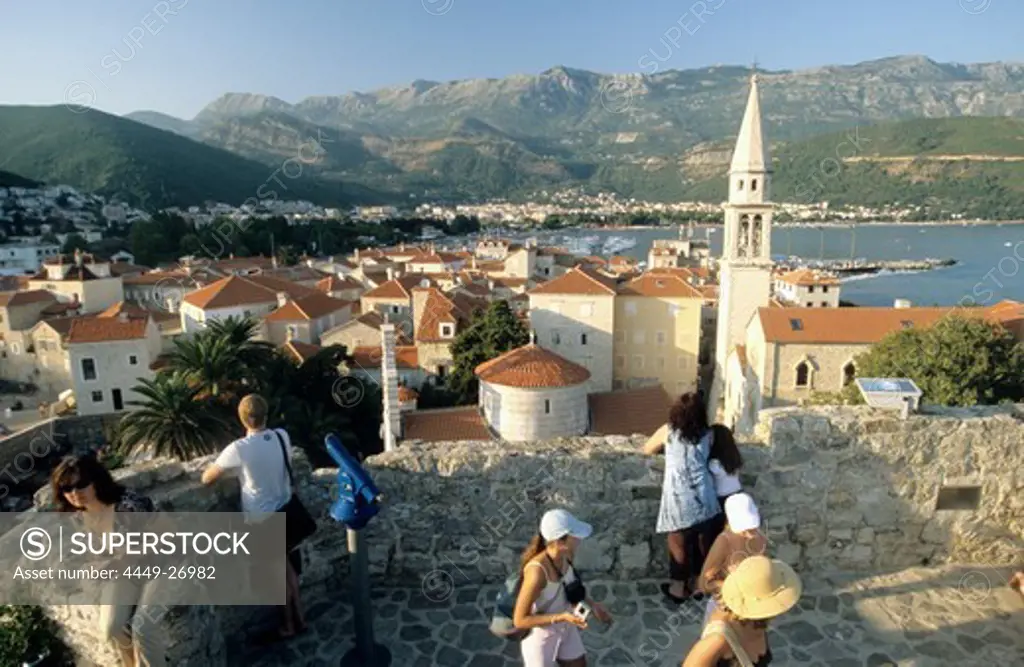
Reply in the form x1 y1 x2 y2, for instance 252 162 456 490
326 434 383 530
324 434 390 667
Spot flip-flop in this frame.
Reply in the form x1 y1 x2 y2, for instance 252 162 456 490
660 583 691 605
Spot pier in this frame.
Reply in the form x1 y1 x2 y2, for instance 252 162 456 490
775 257 957 276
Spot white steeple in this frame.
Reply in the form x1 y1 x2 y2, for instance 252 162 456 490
730 74 771 176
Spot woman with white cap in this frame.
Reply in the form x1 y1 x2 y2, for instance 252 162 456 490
682 556 802 667
514 508 612 667
700 493 768 626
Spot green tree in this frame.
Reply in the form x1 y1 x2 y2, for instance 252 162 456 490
60 233 89 254
854 316 1024 406
113 373 233 460
0 605 72 666
448 301 530 403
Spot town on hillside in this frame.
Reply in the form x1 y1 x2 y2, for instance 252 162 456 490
0 74 1022 457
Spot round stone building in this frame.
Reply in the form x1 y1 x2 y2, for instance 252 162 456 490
475 342 591 442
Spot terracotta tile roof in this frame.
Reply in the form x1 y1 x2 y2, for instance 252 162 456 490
182 275 312 310
588 385 671 437
316 275 363 293
698 285 719 301
98 301 150 320
356 311 385 329
123 270 210 287
398 385 419 401
491 277 531 289
67 316 149 344
459 282 492 297
362 275 436 301
43 252 103 266
777 269 840 287
475 343 590 388
108 263 150 277
261 266 327 283
35 316 78 338
617 273 703 298
41 301 80 317
410 254 445 264
414 288 482 342
149 354 173 371
282 340 322 363
579 255 608 266
0 290 56 308
265 292 351 322
757 306 994 344
349 345 419 369
649 266 714 282
527 267 617 296
609 255 638 266
473 260 505 272
402 406 492 442
984 299 1024 322
209 256 276 272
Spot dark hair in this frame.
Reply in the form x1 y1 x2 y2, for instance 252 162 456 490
519 533 546 575
669 392 708 443
50 453 125 512
710 424 743 475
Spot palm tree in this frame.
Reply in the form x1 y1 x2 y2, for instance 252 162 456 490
114 373 234 460
205 316 275 374
167 334 246 401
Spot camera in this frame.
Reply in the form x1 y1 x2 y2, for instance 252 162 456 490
573 601 591 621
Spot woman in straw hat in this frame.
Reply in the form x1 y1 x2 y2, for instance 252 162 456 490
682 555 802 667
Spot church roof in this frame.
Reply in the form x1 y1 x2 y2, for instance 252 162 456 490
730 74 772 174
475 343 591 388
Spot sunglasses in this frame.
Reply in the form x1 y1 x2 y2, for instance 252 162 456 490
60 479 92 494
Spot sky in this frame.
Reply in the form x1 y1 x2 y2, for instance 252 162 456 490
0 0 1021 119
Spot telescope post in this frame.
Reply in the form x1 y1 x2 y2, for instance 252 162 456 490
340 527 391 667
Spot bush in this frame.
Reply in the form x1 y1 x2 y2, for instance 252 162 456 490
0 605 72 666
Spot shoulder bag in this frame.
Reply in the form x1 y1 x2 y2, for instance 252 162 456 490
273 429 317 551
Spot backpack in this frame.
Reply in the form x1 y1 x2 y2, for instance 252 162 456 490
489 570 530 640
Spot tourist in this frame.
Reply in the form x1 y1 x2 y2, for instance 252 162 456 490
681 556 802 667
201 394 306 641
51 453 164 667
513 508 612 667
708 423 744 511
644 391 723 603
700 493 768 625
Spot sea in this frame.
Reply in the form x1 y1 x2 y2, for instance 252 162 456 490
522 223 1024 307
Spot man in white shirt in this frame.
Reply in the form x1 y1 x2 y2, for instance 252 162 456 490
202 394 307 641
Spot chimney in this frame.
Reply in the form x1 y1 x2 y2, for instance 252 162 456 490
380 323 401 452
74 249 83 267
354 248 360 260
386 267 395 282
529 330 537 345
272 254 279 270
277 291 288 308
894 298 912 309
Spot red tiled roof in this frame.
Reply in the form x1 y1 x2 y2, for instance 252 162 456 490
362 275 437 301
776 269 840 287
398 385 419 401
265 292 351 322
617 274 703 298
527 266 617 296
182 275 312 310
349 345 419 369
756 306 995 344
316 275 363 293
402 406 492 442
67 316 148 344
475 343 590 388
98 301 150 320
282 340 322 363
0 290 56 308
588 385 671 436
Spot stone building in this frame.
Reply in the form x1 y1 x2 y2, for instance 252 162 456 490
27 251 124 314
774 268 841 307
476 341 591 441
527 266 617 393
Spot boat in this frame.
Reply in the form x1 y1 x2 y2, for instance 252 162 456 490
1005 242 1013 247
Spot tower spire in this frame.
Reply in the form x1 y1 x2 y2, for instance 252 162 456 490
730 72 771 175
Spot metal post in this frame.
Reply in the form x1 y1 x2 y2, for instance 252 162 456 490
341 528 391 667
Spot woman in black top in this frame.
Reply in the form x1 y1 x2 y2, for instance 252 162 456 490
51 454 164 667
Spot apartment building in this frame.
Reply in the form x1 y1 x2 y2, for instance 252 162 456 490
411 288 485 380
0 242 61 275
774 269 841 308
178 274 314 333
359 273 437 331
528 267 617 393
262 291 353 345
28 251 124 314
321 312 395 352
613 273 704 396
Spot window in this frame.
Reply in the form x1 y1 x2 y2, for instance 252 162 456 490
580 303 594 317
552 331 561 345
128 355 138 366
81 358 97 381
244 310 252 317
390 305 401 314
808 285 815 294
656 331 666 346
657 357 666 370
544 399 551 415
580 333 588 346
11 343 20 355
440 323 455 338
632 355 644 370
91 390 103 403
615 355 625 368
287 325 298 339
795 361 810 388
633 331 646 345
789 319 803 331
805 302 813 308
625 302 637 317
900 320 914 329
822 286 829 294
737 179 744 190
751 179 758 192
821 302 828 308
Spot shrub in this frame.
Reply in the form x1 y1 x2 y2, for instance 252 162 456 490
0 605 72 666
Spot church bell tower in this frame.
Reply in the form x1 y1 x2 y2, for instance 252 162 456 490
709 73 774 419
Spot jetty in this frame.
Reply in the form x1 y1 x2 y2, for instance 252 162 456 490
774 257 956 277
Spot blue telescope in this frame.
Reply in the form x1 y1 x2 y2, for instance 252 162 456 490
325 434 383 530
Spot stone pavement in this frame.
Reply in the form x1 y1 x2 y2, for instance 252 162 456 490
241 565 1023 666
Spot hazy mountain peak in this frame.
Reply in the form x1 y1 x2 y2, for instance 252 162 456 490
195 92 294 121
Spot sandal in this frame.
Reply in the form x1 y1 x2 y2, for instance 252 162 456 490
660 583 692 604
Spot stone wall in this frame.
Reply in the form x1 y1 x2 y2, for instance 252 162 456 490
33 404 1024 665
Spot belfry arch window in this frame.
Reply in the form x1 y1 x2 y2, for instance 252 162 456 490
751 179 758 192
752 215 763 257
738 215 750 257
737 179 744 191
795 361 810 388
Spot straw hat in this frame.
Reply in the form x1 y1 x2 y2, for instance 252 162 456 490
720 556 802 620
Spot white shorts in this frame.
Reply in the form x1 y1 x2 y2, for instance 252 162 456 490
520 621 585 666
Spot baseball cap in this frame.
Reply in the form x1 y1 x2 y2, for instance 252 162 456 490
725 493 761 532
539 509 593 542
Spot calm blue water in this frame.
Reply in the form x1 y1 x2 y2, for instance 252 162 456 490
540 223 1024 307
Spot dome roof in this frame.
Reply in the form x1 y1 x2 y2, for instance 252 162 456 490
475 343 590 389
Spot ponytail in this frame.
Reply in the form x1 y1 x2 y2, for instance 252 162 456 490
519 533 546 574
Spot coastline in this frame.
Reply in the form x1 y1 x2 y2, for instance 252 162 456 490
577 219 1024 231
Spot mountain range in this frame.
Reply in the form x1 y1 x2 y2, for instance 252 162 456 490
2 55 1024 212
